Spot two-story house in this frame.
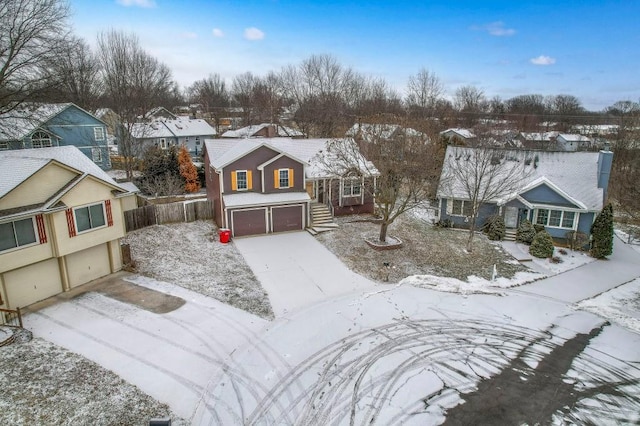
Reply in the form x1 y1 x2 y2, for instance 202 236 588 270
204 138 377 237
129 116 217 157
0 146 135 310
0 103 111 170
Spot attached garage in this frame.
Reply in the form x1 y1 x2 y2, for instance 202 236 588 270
3 258 63 308
272 205 304 233
66 243 112 288
231 208 268 237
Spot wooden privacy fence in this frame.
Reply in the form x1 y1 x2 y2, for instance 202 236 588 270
124 200 214 232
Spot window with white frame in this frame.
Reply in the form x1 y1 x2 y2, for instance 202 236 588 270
195 136 200 145
160 138 167 149
91 147 102 163
74 203 106 233
31 131 52 148
279 169 290 188
450 199 472 216
236 170 248 190
535 209 576 229
0 218 37 252
94 127 105 141
343 178 362 197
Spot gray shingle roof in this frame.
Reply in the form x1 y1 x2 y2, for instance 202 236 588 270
437 146 605 211
0 146 126 198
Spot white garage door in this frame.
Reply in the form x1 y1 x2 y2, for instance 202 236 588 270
4 258 63 308
66 243 111 288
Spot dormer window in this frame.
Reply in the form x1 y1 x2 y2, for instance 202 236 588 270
31 131 52 148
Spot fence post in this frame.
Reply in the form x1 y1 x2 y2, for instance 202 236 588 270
17 307 22 328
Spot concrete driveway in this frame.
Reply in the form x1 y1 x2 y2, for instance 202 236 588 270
232 232 377 316
23 273 267 421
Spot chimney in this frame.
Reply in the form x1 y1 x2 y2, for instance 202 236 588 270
597 146 613 202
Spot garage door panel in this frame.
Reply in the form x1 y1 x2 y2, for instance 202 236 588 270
4 258 62 308
66 243 111 288
272 205 303 233
232 209 267 237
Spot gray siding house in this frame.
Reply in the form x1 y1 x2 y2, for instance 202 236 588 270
436 146 613 241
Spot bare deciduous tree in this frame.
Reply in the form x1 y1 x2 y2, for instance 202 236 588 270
0 0 72 114
454 85 487 127
405 68 443 118
187 73 229 122
320 119 440 242
440 146 532 252
44 36 103 110
97 29 174 179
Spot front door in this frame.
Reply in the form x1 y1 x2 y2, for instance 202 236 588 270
504 206 519 228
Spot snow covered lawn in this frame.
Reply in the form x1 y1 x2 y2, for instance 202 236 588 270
0 337 183 425
122 220 274 319
576 277 640 333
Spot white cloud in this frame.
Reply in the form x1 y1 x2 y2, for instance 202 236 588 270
530 55 556 65
181 32 198 39
116 0 156 8
472 21 516 37
212 28 224 38
244 27 265 41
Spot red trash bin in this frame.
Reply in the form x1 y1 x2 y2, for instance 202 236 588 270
219 228 231 243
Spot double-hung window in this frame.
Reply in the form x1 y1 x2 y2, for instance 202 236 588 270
451 199 472 216
94 127 105 141
0 218 37 252
535 209 576 229
74 203 106 233
343 179 362 197
92 147 103 163
236 170 248 190
279 169 290 188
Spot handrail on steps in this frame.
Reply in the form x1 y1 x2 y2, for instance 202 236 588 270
0 307 23 328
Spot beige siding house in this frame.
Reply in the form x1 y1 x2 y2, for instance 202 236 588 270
0 146 135 310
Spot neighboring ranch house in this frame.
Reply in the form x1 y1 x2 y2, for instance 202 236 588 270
204 138 376 237
555 133 593 151
0 146 136 310
515 132 559 150
437 146 613 241
129 117 217 157
0 103 111 170
221 123 305 139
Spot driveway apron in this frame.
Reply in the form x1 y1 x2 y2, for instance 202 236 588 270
233 232 376 316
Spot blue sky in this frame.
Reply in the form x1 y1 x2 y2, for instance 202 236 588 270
70 0 640 110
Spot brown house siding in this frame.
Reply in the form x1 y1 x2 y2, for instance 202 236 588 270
223 146 279 193
329 178 375 216
263 156 304 193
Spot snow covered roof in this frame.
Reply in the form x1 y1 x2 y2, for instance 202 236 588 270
437 146 605 211
223 191 310 208
0 103 73 141
440 128 476 139
221 123 304 138
0 146 127 199
557 133 591 142
518 131 558 141
346 123 425 142
129 117 216 139
204 137 377 179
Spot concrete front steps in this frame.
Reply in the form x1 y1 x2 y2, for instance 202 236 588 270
307 203 338 235
504 228 517 241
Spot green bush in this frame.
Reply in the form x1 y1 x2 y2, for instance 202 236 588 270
590 203 614 258
484 215 506 241
533 224 546 233
516 219 536 245
529 230 555 258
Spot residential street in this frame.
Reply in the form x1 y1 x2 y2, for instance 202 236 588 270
24 233 640 424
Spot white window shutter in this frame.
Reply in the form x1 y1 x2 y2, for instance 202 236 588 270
446 199 452 215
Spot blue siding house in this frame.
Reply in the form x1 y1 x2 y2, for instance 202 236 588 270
0 103 110 170
436 146 613 241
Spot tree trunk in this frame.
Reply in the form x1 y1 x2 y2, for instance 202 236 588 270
466 226 475 253
379 221 389 243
